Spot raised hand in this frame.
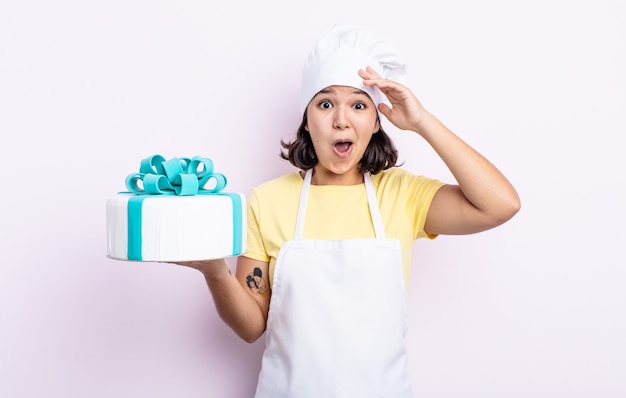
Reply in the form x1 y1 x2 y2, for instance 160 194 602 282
359 66 429 134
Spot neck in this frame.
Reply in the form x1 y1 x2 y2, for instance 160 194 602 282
307 167 365 186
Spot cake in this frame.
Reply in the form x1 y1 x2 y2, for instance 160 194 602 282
106 154 247 262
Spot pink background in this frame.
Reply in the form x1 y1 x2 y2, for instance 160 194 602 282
1 0 624 397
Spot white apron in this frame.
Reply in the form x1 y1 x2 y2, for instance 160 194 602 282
254 169 413 398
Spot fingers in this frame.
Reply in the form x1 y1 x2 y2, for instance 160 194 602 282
162 258 227 272
359 66 383 85
360 66 406 98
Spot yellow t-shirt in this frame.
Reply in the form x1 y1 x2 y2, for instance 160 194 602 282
244 167 445 286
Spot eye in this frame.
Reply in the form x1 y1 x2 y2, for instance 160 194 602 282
318 100 333 109
353 102 367 110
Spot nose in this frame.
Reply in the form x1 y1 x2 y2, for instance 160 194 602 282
333 108 350 130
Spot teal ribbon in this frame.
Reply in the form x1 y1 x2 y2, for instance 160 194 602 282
124 154 243 260
128 196 145 261
217 193 244 257
125 154 227 196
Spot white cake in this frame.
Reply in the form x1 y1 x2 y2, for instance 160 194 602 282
106 155 247 262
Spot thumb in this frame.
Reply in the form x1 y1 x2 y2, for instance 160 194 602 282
378 103 392 119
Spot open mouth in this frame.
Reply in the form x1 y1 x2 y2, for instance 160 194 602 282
334 141 353 156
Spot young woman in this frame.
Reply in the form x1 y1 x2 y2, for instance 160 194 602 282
176 24 520 397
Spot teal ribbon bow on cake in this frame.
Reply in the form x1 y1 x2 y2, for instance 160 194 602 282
125 154 227 196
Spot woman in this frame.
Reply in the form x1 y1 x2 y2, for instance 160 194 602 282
178 24 520 397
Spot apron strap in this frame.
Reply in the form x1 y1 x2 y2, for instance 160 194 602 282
294 169 386 240
364 172 386 239
294 169 313 240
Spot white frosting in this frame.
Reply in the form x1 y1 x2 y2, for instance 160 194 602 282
106 194 247 262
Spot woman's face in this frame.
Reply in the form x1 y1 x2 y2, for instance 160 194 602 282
305 85 380 185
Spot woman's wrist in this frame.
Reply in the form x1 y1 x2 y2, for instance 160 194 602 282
411 110 438 137
198 259 231 280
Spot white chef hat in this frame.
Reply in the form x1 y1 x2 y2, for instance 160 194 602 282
300 24 407 115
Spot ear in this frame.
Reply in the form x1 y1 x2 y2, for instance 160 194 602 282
373 117 380 133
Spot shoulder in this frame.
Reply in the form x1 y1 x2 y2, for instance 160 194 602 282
372 167 444 192
252 172 302 196
249 172 303 208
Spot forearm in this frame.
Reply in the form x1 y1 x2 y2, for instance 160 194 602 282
415 113 521 221
203 262 267 343
181 259 267 343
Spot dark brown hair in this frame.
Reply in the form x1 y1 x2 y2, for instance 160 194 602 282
279 113 399 175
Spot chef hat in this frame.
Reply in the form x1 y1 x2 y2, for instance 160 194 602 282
300 24 407 114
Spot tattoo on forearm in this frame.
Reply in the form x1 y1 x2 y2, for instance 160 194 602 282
246 267 268 295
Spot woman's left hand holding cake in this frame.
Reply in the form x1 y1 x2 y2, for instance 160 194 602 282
167 258 230 277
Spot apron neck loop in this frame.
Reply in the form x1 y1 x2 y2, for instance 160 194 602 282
294 169 386 240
